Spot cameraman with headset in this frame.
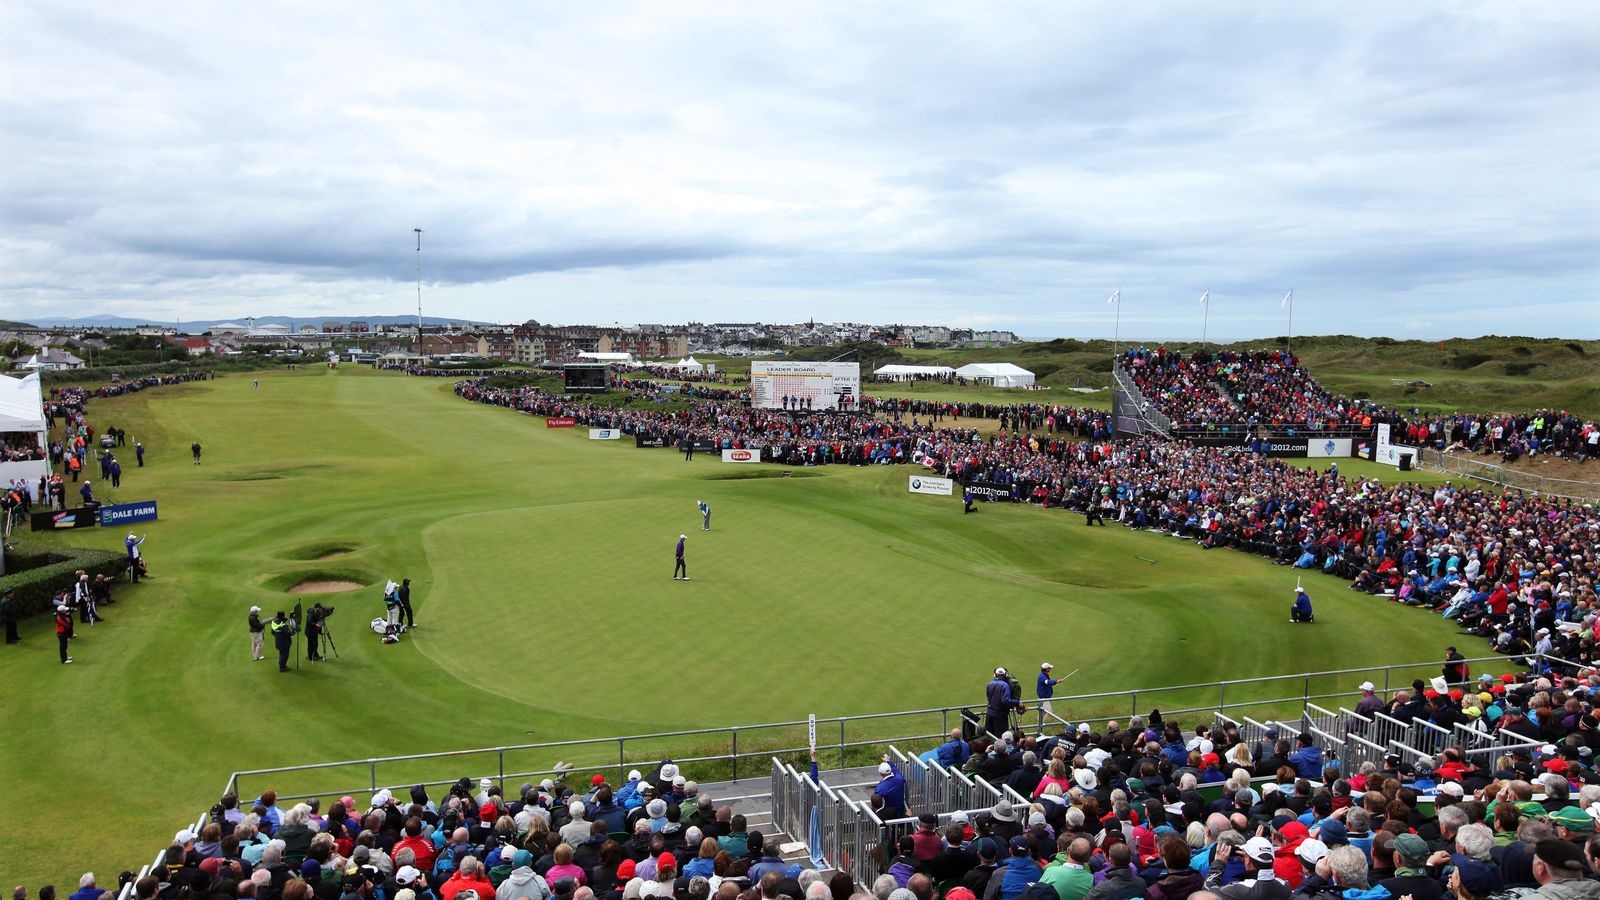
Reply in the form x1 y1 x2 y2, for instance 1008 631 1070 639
305 602 334 661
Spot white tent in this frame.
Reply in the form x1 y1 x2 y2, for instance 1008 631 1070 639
875 364 955 380
674 356 706 373
0 372 50 500
0 372 46 431
955 362 1035 388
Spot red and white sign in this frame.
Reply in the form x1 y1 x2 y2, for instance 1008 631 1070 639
546 417 576 428
722 448 760 464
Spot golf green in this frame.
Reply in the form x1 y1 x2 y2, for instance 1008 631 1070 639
0 368 1482 886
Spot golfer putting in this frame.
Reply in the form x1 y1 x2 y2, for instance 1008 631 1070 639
697 499 711 531
673 533 689 580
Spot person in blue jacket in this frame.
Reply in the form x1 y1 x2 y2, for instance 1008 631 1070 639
1292 588 1314 623
1288 733 1324 779
1036 663 1059 732
873 756 906 819
986 668 1020 737
998 835 1043 900
932 729 971 769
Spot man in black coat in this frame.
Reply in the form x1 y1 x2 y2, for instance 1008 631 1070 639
1 588 18 644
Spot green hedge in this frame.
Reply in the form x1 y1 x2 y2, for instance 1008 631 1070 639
0 542 127 618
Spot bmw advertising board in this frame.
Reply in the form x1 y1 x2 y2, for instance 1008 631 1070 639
908 475 954 496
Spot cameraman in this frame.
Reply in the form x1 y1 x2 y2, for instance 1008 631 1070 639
306 602 333 661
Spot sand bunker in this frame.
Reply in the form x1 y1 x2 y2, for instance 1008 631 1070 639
286 580 364 594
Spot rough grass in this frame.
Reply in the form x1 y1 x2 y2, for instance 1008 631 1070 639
0 366 1500 886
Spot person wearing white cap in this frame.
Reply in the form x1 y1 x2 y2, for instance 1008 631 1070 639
873 755 906 819
673 535 689 581
1355 682 1383 719
1036 663 1059 733
1291 587 1314 623
1205 835 1282 897
248 606 266 661
985 668 1021 738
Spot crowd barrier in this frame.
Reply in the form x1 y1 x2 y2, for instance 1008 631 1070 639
1422 449 1600 502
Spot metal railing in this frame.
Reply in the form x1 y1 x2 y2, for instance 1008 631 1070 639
1423 449 1600 502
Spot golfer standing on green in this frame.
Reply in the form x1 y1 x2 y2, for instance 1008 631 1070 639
673 534 689 581
698 500 711 531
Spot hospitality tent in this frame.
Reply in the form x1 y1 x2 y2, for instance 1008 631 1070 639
875 364 955 380
672 356 706 374
0 372 50 500
955 362 1035 388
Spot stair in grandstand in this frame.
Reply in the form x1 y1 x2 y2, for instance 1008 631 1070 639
1110 362 1173 438
1207 375 1248 418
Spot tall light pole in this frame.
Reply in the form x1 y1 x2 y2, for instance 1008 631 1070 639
414 227 424 355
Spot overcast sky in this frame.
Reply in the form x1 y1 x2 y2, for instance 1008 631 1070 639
3 2 1596 339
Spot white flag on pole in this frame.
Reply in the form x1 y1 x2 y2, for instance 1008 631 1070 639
1281 289 1293 308
1199 290 1209 305
1106 288 1120 305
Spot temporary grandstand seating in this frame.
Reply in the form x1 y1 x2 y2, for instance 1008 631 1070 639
121 653 1575 898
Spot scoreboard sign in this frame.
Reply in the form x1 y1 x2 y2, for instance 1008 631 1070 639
750 361 860 411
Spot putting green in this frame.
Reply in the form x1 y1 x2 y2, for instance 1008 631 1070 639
0 367 1484 886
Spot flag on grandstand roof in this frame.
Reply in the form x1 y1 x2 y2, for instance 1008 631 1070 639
1281 289 1293 308
1199 290 1209 304
1106 288 1120 305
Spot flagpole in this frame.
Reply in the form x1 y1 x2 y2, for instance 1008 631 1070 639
1201 291 1210 347
1286 288 1294 357
1114 287 1121 356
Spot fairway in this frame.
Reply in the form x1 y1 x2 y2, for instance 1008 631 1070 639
2 368 1481 885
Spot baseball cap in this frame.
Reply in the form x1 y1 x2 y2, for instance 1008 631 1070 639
1242 837 1275 864
250 606 261 613
878 762 892 776
1008 835 1030 854
1041 662 1054 670
657 852 677 869
1295 839 1329 866
1359 681 1376 692
679 534 687 540
1391 833 1429 863
396 866 420 885
174 829 196 844
1317 820 1348 846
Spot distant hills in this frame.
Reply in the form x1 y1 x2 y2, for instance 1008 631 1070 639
24 315 490 330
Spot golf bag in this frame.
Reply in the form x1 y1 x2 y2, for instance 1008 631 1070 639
370 616 401 644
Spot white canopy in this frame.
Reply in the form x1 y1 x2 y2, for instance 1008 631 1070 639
955 362 1035 388
876 364 955 378
0 372 46 432
673 356 706 372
